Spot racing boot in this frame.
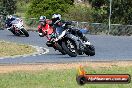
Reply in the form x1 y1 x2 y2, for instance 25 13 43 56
78 31 90 45
39 28 44 37
82 36 91 45
46 40 52 47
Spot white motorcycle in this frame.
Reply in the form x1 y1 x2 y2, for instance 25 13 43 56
8 18 29 37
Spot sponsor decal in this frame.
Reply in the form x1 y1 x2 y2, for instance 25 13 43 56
76 65 131 85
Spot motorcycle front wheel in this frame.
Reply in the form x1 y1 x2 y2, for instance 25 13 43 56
62 39 77 57
21 28 29 37
53 42 66 55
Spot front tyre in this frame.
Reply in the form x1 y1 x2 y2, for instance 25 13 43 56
62 39 77 57
21 28 29 37
84 45 95 56
53 43 66 55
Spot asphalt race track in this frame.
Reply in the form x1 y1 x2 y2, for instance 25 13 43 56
0 30 132 64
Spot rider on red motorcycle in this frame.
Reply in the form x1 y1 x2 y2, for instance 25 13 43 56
38 16 59 47
38 16 53 39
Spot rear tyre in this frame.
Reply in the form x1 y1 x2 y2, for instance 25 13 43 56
62 39 77 57
21 28 29 37
84 45 95 56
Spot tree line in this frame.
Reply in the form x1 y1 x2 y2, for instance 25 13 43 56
0 0 132 25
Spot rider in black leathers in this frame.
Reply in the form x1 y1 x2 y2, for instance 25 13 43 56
51 14 88 42
5 15 16 29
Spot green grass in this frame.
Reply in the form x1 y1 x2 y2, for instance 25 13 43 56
0 66 131 88
0 41 36 57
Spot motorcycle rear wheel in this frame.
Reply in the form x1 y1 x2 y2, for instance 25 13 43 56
84 45 95 56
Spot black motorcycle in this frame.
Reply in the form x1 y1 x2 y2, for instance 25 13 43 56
56 22 95 57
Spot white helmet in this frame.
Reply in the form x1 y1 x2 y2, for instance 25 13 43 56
39 16 46 22
7 15 13 19
52 14 61 20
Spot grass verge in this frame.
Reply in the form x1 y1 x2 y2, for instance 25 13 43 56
0 41 36 57
0 64 131 88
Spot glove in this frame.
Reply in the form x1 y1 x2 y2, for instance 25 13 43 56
43 31 47 36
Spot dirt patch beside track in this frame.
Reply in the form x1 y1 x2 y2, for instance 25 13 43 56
0 61 132 73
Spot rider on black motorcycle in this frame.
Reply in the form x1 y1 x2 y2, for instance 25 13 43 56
51 14 89 44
